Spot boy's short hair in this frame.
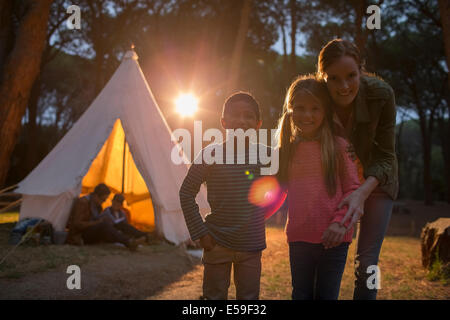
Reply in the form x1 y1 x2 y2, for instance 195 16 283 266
222 91 261 120
93 183 110 197
112 193 125 204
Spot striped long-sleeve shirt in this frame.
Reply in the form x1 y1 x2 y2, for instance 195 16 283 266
179 142 272 252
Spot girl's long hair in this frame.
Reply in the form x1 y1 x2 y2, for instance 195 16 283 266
276 74 341 197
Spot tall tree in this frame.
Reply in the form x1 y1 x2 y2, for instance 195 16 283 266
371 0 446 205
24 0 72 174
404 0 450 203
289 0 297 71
438 0 450 90
437 0 450 202
0 0 54 188
227 0 252 94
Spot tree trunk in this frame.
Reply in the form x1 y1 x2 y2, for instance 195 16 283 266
227 0 252 95
421 218 450 269
417 109 434 205
281 22 288 75
438 0 450 91
24 76 41 174
438 95 450 203
395 116 406 197
354 0 367 55
422 136 433 205
289 0 297 72
447 100 450 204
0 1 14 75
437 116 450 203
0 0 53 188
412 80 434 205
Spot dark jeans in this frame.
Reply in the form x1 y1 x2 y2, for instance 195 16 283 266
289 241 349 300
115 221 147 238
353 189 393 300
82 221 130 246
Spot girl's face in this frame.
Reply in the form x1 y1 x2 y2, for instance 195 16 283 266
291 91 325 139
323 55 360 108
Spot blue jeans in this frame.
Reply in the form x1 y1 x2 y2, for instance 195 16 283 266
353 189 393 300
289 241 349 300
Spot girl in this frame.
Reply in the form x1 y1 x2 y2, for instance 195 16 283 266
317 39 398 300
277 75 360 300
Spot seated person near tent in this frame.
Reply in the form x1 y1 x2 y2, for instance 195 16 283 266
66 183 138 251
100 193 147 241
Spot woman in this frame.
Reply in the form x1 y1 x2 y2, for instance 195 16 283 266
316 39 398 300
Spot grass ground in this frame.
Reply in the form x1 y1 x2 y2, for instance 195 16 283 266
1 202 449 299
261 227 449 300
147 226 449 300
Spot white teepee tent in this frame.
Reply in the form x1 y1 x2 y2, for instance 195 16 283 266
15 50 209 245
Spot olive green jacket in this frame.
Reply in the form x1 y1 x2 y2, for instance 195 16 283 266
347 76 399 200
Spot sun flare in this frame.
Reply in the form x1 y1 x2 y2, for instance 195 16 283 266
175 93 198 117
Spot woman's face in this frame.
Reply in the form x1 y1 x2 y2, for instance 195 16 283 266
291 91 325 139
323 55 360 108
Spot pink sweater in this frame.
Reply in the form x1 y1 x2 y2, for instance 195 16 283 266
286 137 360 244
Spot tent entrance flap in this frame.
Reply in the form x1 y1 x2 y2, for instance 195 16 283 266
81 119 154 229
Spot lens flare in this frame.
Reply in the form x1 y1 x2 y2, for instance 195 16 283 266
248 176 287 219
175 93 198 117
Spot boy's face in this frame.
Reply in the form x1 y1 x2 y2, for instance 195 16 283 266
221 101 262 131
112 200 122 211
93 193 108 206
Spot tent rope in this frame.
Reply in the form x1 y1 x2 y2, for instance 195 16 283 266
0 184 18 195
0 199 22 214
0 219 42 267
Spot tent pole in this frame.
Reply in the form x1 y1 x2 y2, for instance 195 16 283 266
122 135 126 194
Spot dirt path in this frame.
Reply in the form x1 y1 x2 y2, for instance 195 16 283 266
146 264 204 300
0 244 202 299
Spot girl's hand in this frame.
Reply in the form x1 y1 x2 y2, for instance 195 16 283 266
338 190 365 231
321 222 346 249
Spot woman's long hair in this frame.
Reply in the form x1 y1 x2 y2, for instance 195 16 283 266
317 38 364 80
276 74 341 197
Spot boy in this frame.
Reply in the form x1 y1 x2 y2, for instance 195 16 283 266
179 92 271 300
101 193 148 242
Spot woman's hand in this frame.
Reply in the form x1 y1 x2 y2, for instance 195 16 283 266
321 222 346 249
339 176 379 231
338 189 366 230
199 233 216 251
